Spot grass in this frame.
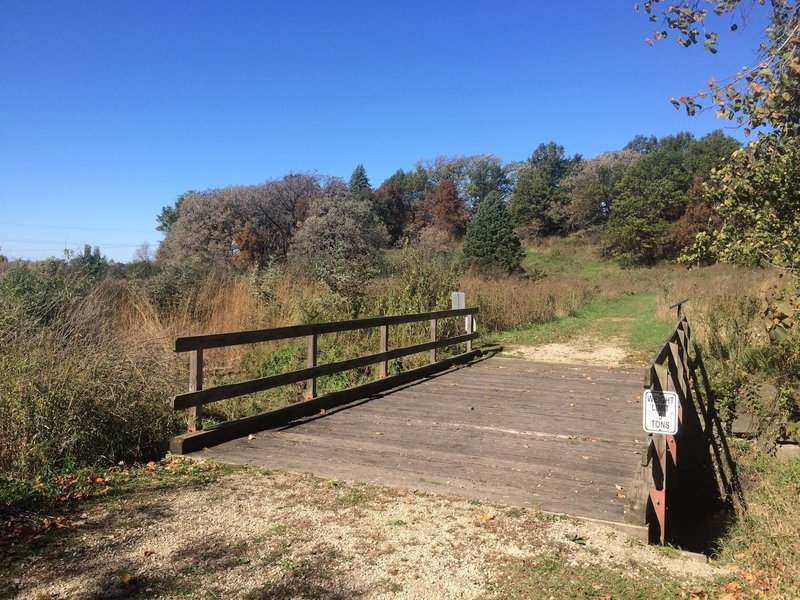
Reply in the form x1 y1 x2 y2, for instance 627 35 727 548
483 553 692 600
492 291 675 360
714 445 800 597
523 241 620 281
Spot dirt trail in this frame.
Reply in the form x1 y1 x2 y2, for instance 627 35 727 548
10 468 719 600
504 336 632 367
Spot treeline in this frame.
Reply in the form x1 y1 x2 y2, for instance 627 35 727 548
154 130 741 279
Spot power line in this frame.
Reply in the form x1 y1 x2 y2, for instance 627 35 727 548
2 221 159 234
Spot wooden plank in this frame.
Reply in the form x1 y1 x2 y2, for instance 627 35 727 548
187 349 203 432
193 356 646 526
305 334 317 399
170 349 481 454
429 318 437 364
379 325 388 378
175 307 478 352
174 331 478 409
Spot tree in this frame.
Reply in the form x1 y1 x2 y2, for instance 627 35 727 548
682 135 800 270
289 187 388 305
624 134 659 155
156 174 323 267
465 156 511 212
639 1 799 272
374 180 412 244
414 179 468 237
348 164 371 193
156 192 191 234
603 131 739 264
559 149 641 231
235 173 322 263
70 245 109 283
463 191 524 275
639 1 799 139
508 142 581 235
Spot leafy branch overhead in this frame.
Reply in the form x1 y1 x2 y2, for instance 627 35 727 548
637 0 799 136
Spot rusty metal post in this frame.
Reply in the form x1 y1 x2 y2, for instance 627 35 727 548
305 334 317 399
188 349 203 432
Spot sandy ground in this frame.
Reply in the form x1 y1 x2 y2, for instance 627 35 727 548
10 469 720 600
503 336 633 368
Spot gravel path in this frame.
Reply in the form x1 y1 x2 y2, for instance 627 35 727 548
11 465 720 599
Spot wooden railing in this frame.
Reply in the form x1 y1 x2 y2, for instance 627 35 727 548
642 312 692 544
169 307 480 454
626 300 741 546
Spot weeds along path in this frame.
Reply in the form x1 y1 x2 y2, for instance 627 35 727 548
498 292 675 367
6 459 724 600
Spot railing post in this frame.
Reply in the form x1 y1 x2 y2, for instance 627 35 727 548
305 334 317 399
188 349 203 432
466 313 474 353
379 324 389 378
429 318 437 364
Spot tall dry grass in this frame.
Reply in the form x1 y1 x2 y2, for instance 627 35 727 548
654 263 775 344
1 249 684 475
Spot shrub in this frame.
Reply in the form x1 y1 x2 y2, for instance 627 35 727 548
0 327 181 477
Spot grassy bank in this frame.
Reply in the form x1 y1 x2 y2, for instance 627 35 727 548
492 291 675 360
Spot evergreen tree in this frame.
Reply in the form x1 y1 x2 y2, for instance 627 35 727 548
348 164 371 193
463 191 524 275
508 142 580 234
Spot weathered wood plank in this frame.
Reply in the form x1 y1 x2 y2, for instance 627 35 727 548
173 332 478 409
175 307 478 352
194 357 646 526
169 349 481 454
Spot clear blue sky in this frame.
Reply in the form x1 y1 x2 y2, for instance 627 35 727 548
0 1 769 262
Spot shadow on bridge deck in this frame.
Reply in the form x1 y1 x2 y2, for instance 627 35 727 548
194 356 646 536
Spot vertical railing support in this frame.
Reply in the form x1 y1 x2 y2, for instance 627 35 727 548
306 334 317 399
466 315 474 353
188 349 203 432
429 318 437 364
379 324 389 378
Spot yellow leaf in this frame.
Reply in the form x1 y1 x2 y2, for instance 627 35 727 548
479 513 495 521
725 581 742 591
120 573 132 585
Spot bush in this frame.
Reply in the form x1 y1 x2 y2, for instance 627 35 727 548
0 329 181 477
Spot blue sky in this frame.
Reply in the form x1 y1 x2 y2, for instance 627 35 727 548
1 1 769 261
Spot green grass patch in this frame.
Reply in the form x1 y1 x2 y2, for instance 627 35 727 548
482 551 722 599
493 292 674 359
714 446 800 597
523 241 619 281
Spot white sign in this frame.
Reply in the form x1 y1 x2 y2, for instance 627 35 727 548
643 390 679 435
451 291 465 309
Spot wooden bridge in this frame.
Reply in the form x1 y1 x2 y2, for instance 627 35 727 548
171 305 737 546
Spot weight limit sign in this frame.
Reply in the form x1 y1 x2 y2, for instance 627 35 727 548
642 390 679 435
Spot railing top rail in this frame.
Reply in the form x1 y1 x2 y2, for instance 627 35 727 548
646 314 688 373
175 306 478 352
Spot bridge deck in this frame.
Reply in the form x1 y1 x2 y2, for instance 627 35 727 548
196 356 646 528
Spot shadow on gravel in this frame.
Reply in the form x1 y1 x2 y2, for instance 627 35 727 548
72 532 368 600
